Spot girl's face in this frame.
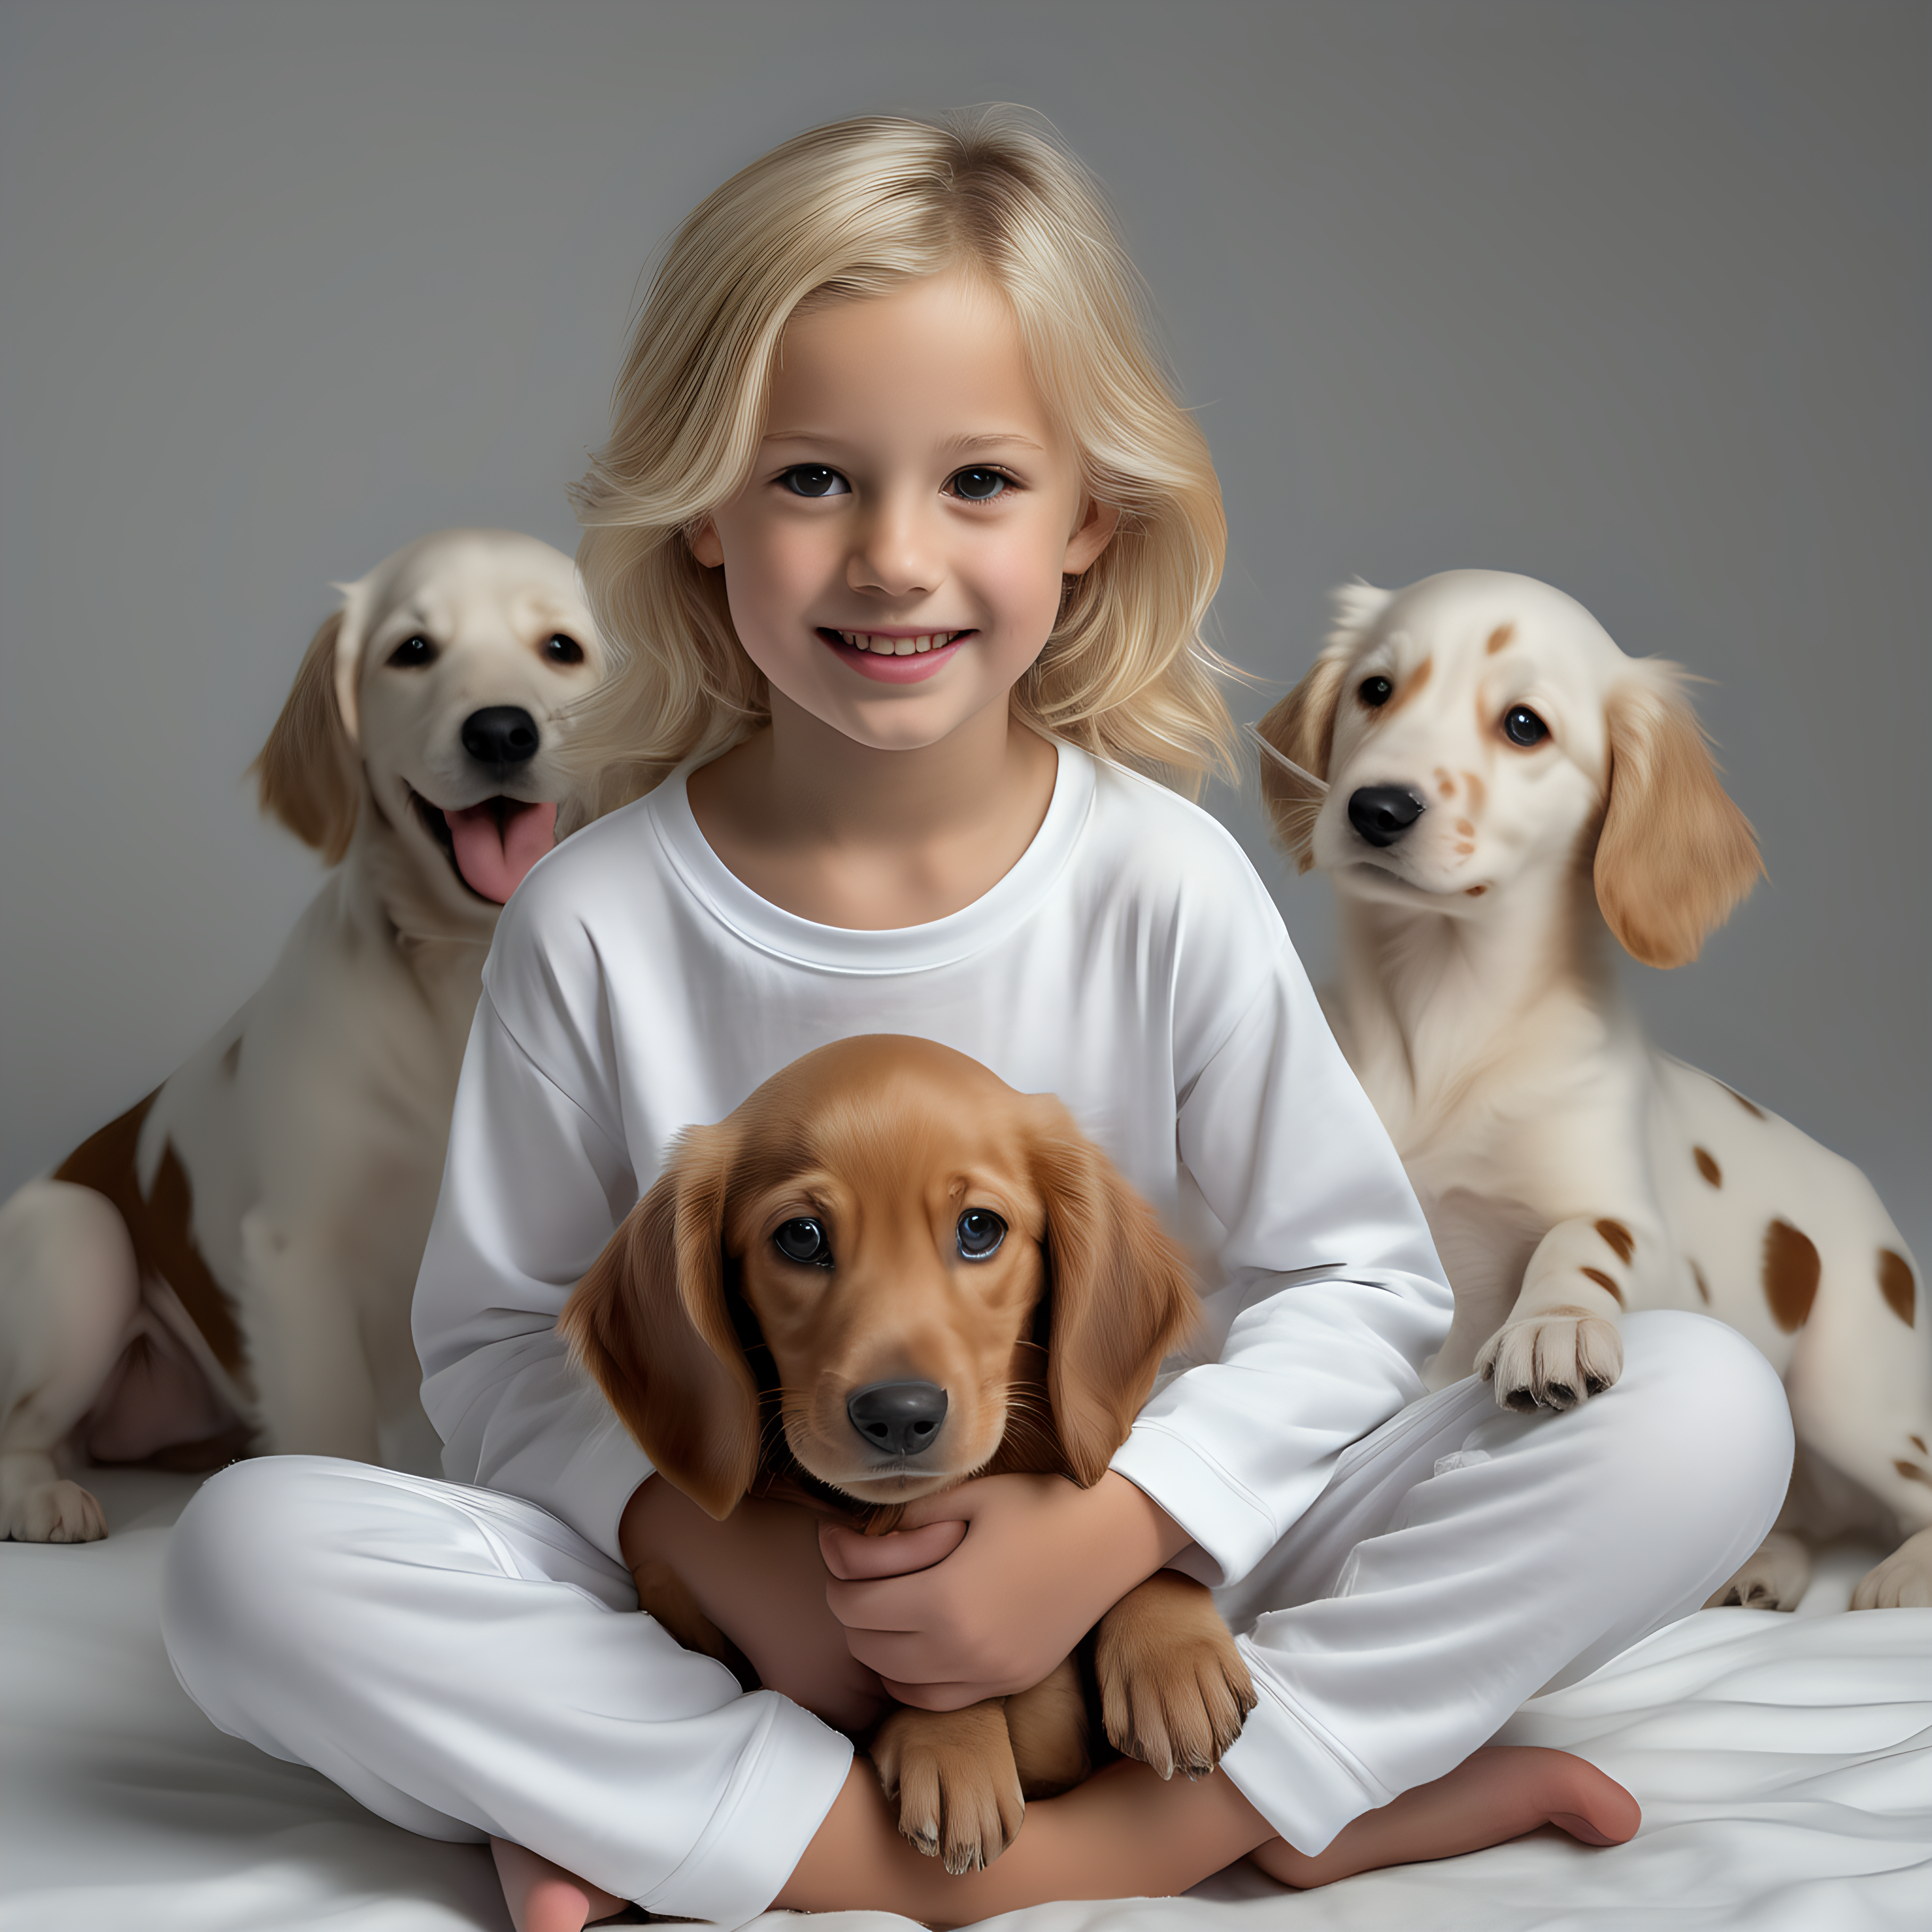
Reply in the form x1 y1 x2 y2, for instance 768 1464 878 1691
689 269 1117 754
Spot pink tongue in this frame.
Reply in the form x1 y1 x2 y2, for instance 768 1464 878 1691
446 800 558 903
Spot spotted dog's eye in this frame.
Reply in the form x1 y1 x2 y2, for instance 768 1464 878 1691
388 635 436 668
956 1210 1007 1260
1502 706 1549 747
780 465 849 499
544 633 584 666
1357 675 1393 708
773 1218 833 1267
948 467 1009 502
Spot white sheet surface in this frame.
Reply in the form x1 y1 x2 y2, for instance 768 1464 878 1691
4 1469 1928 1932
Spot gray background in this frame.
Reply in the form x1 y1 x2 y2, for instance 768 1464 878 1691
2 0 1926 1261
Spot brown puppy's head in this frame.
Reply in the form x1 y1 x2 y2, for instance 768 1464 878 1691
562 1036 1199 1521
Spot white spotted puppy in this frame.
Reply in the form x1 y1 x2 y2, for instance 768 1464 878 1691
1257 568 1928 1611
0 531 608 1541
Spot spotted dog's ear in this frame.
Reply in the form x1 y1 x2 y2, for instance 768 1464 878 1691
560 1122 762 1521
1026 1104 1200 1488
1595 668 1763 968
250 582 372 865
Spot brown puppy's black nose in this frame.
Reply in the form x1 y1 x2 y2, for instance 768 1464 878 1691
1348 785 1427 847
461 706 540 768
847 1381 948 1457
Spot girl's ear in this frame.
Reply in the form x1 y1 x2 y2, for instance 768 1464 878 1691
1595 671 1763 968
1027 1106 1199 1488
686 517 725 569
250 601 364 865
560 1123 762 1520
1062 496 1122 575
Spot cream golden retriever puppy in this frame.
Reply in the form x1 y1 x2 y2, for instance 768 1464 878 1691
0 530 608 1541
1256 568 1928 1611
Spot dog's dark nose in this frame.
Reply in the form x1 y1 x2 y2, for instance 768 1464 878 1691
1347 785 1427 847
846 1381 948 1457
461 706 540 769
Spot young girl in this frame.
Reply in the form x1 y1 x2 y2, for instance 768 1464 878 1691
162 112 1791 1932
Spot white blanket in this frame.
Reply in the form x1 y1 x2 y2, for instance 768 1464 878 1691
4 1469 1927 1932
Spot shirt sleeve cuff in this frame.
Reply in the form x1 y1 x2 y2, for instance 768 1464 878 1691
1110 1418 1284 1589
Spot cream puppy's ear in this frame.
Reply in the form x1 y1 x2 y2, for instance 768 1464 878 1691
1254 583 1390 871
1595 666 1763 968
250 580 371 865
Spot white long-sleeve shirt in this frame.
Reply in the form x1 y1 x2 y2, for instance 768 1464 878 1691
413 742 1453 1585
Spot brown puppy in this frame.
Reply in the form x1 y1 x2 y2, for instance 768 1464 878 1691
563 1034 1255 1874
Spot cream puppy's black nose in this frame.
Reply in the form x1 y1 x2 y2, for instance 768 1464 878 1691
461 707 540 768
1348 785 1427 847
847 1381 948 1457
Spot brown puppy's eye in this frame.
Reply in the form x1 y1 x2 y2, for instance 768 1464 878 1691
773 1218 832 1267
956 1210 1007 1260
388 635 436 668
545 633 584 666
1357 675 1393 708
1502 705 1549 747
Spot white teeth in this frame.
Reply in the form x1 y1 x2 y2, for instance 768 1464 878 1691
839 631 955 655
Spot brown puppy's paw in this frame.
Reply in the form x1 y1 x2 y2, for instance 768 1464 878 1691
1706 1529 1811 1611
1851 1524 1932 1610
1095 1570 1254 1780
1476 1307 1624 1413
870 1699 1026 1873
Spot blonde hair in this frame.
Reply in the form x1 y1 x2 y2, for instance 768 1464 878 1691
568 108 1233 824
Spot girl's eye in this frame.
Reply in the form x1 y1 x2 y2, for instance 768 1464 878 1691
956 1210 1007 1260
948 467 1009 502
388 635 436 668
1357 675 1393 708
780 466 849 499
773 1218 833 1266
545 633 584 666
1502 706 1549 747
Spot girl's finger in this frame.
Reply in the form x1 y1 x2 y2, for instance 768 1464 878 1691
817 1517 966 1580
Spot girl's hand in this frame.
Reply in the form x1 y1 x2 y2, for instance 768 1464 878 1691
818 1471 1191 1708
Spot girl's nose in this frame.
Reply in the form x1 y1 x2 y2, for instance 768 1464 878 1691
848 494 940 599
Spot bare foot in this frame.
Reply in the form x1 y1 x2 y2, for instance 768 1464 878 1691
1250 1745 1639 1888
490 1837 628 1932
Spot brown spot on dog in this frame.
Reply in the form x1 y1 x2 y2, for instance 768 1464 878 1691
1879 1249 1915 1327
1693 1146 1722 1188
1461 771 1486 811
1465 884 1487 897
1455 817 1475 837
1433 765 1456 800
1382 654 1433 718
1895 1461 1932 1491
1486 623 1516 656
1721 1082 1766 1120
53 1095 247 1374
1912 1435 1928 1456
1455 841 1475 855
1690 1260 1711 1304
1595 1219 1636 1265
1762 1219 1820 1332
1580 1266 1625 1307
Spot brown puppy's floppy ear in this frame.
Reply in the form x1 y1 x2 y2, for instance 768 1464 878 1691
559 1122 761 1520
250 608 361 864
1028 1107 1200 1488
1595 669 1763 968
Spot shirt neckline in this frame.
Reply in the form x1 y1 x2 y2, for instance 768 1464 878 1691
650 739 1096 974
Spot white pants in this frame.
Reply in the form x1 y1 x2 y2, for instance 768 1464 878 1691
162 1311 1791 1928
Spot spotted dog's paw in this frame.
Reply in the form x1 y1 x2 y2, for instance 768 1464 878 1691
1852 1524 1932 1609
0 1469 108 1543
1095 1570 1255 1781
869 1699 1026 1874
1476 1307 1624 1413
1707 1529 1811 1610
